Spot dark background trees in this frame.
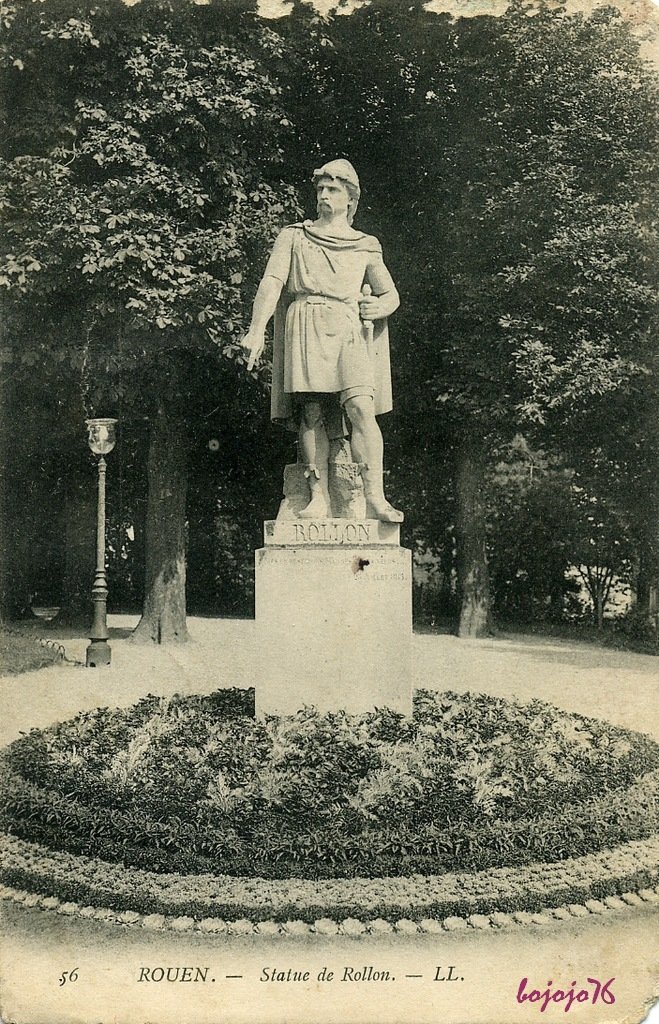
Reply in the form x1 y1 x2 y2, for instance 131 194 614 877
1 0 657 643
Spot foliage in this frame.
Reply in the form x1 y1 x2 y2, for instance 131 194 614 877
567 482 634 626
487 437 636 625
431 3 657 437
2 688 659 878
0 0 303 628
0 0 300 406
613 606 659 650
0 629 65 675
185 393 292 617
488 439 573 622
275 0 658 442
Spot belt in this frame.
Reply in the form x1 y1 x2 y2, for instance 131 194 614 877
295 295 361 325
295 293 355 308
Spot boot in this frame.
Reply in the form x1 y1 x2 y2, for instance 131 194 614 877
360 463 404 523
298 464 331 518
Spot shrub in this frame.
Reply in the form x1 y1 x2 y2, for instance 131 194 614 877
1 688 658 879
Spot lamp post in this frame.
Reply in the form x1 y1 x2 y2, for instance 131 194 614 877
85 418 117 668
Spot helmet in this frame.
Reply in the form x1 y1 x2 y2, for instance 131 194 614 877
312 159 360 224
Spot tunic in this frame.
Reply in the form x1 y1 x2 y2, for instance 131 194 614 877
265 221 396 428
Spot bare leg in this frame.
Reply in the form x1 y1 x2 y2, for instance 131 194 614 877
345 397 384 473
344 395 403 522
298 401 331 518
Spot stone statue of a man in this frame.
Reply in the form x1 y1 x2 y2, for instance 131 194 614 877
241 159 402 523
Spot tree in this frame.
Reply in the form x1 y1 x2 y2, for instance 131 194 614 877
488 439 575 624
569 485 633 629
1 0 300 639
418 4 657 633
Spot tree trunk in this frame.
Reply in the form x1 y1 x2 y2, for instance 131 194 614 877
455 441 491 638
595 588 604 631
132 399 189 643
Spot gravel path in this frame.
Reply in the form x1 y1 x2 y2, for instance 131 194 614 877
2 615 658 745
1 617 658 1024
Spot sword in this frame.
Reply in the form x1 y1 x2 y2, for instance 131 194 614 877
360 282 374 344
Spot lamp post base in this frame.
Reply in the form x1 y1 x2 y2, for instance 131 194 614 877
86 639 112 668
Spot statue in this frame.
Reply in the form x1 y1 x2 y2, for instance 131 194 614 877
241 159 403 523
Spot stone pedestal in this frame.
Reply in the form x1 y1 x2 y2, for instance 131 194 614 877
255 519 412 717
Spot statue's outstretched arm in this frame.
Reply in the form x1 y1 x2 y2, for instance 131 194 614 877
241 274 284 372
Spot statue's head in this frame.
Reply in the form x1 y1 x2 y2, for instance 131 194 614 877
312 159 360 225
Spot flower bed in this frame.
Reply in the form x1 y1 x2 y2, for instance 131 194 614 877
2 688 659 879
1 831 658 924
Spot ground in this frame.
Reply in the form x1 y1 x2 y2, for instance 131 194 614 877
1 617 658 1024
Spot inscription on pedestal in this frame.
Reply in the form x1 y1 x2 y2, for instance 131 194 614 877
264 518 400 547
293 521 370 543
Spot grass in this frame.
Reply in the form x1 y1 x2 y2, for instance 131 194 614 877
413 614 659 655
495 619 659 656
0 629 64 676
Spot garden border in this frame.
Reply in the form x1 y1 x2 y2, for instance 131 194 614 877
1 831 658 934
